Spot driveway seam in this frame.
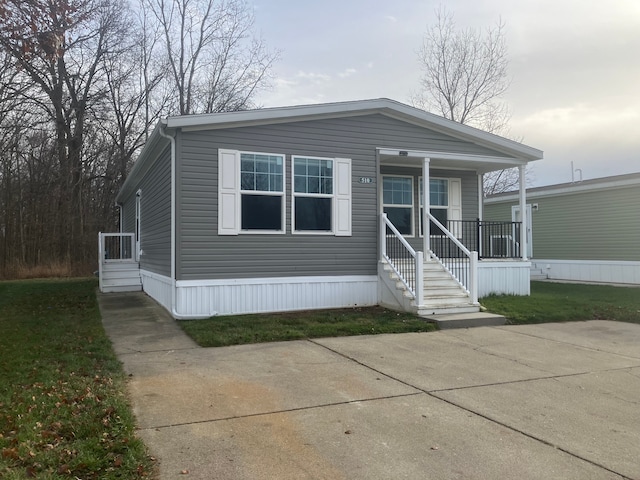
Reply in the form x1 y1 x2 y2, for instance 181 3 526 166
137 391 425 431
309 339 634 480
494 325 640 361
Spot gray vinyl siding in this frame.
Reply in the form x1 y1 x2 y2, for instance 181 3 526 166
121 196 136 234
177 114 505 280
484 185 640 261
121 145 172 275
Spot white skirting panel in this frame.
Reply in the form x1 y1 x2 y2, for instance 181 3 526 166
136 275 378 318
532 259 640 285
478 261 531 297
176 275 378 317
140 269 173 311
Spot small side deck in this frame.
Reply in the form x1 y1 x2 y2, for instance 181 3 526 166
98 233 141 293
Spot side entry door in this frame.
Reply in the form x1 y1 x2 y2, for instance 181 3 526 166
511 204 532 258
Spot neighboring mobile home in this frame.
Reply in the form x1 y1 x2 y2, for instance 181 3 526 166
98 99 543 319
484 172 640 285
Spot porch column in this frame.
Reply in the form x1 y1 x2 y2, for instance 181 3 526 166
422 157 430 254
519 165 528 260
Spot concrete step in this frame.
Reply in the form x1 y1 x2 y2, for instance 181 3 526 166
416 304 480 316
101 284 143 293
421 312 507 329
424 277 460 289
424 286 467 296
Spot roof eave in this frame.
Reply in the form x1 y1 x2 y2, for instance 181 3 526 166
164 98 543 162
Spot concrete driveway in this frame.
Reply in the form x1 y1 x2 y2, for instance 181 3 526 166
98 293 640 480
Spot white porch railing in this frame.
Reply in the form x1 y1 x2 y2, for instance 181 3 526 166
427 214 478 304
98 233 140 293
98 233 136 262
380 214 424 306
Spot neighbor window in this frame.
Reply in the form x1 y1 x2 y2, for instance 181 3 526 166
383 176 413 236
239 152 285 231
293 156 333 232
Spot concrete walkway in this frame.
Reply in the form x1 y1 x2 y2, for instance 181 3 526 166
98 292 640 480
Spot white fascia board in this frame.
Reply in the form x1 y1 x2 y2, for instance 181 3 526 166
377 148 527 166
164 98 543 162
378 107 543 162
485 174 640 204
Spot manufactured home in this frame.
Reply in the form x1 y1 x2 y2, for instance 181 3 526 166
484 172 640 285
98 99 543 319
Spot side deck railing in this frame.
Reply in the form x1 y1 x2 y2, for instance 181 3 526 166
427 214 478 304
380 214 424 306
439 219 522 259
99 233 136 262
98 232 136 292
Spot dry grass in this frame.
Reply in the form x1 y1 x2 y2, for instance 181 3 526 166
0 261 95 280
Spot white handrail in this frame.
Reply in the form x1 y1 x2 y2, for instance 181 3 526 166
427 213 471 257
427 213 478 304
383 215 416 256
380 214 424 305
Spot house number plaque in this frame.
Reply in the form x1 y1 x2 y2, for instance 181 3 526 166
359 177 373 184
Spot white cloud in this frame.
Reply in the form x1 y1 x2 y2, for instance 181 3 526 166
338 68 357 78
295 71 331 83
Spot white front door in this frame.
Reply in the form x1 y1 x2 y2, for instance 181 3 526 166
512 204 532 258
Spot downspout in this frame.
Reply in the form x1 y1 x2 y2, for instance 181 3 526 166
157 123 217 319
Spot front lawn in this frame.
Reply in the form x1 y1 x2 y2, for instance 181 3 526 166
180 306 436 347
482 281 640 324
0 279 155 479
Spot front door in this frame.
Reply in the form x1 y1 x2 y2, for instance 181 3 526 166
511 204 532 258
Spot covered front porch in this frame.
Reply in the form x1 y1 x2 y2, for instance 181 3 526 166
376 148 531 316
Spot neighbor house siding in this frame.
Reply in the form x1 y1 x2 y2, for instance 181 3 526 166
485 185 640 261
176 114 501 280
121 145 172 276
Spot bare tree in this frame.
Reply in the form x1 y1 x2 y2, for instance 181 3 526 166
412 7 525 195
0 0 137 273
146 0 278 115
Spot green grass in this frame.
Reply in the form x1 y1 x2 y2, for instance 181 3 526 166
0 279 155 479
482 281 640 324
180 306 436 347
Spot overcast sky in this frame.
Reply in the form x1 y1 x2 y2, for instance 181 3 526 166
252 0 640 187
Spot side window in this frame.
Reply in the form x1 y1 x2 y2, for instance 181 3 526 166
293 156 333 232
383 176 413 236
240 153 285 231
218 149 285 235
292 156 352 236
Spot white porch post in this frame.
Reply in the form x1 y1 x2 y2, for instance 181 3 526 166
422 157 430 254
519 165 528 260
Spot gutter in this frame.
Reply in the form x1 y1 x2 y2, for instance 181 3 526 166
157 123 217 319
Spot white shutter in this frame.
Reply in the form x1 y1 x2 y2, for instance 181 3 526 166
334 157 352 236
449 178 462 237
218 149 240 235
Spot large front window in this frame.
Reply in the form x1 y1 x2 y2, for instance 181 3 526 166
293 156 333 232
383 176 413 236
240 152 284 231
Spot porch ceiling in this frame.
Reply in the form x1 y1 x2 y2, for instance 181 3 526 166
378 150 528 174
